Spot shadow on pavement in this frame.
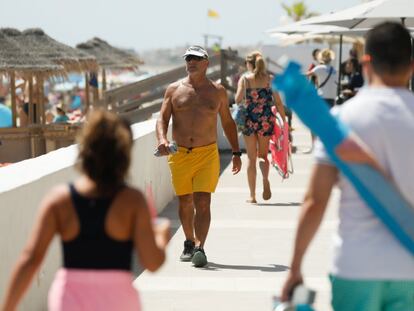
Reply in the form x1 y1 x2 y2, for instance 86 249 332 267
203 262 289 272
256 202 301 207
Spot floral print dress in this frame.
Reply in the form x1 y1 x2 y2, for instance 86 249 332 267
242 87 276 136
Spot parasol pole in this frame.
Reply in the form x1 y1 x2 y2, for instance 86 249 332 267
402 17 414 91
337 34 343 98
10 72 17 127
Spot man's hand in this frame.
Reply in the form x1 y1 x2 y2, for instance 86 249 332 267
280 270 303 302
156 139 171 156
232 155 242 174
335 135 388 177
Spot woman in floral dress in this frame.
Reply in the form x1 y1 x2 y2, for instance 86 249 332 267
235 52 286 203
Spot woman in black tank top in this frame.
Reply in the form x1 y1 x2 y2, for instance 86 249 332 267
2 110 170 311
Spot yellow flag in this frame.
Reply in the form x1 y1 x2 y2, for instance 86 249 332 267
208 9 219 18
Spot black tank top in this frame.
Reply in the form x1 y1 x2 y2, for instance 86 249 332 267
62 184 133 270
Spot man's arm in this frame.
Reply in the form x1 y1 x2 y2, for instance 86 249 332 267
155 84 175 155
235 75 246 104
218 86 242 174
281 163 338 301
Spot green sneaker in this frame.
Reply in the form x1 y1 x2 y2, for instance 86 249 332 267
191 247 208 267
180 240 195 262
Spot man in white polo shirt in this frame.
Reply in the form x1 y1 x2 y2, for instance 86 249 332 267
281 22 414 311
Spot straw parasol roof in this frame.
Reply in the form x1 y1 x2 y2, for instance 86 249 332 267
0 28 64 78
19 28 98 72
76 37 141 70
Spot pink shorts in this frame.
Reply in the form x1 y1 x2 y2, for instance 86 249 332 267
48 268 141 311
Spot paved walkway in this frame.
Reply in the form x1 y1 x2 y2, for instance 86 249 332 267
134 122 339 311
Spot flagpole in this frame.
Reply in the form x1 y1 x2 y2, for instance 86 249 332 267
206 9 209 48
206 8 220 49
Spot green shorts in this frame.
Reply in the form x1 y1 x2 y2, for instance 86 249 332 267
330 275 414 311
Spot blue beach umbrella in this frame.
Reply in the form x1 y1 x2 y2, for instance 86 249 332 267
0 103 12 128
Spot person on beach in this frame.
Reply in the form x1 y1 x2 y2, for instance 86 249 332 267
307 48 321 85
307 48 337 109
337 58 364 105
280 22 414 311
1 110 169 311
53 105 69 123
235 52 286 204
156 45 241 267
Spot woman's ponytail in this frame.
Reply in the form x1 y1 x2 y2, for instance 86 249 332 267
254 56 266 78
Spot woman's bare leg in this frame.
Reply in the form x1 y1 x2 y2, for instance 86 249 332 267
258 135 271 200
243 134 258 203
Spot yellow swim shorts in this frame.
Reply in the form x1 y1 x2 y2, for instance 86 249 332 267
168 143 220 196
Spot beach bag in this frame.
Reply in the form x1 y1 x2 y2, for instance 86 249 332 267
232 76 248 132
232 104 247 132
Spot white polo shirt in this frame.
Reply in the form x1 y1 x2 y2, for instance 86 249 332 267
314 86 414 280
311 64 337 100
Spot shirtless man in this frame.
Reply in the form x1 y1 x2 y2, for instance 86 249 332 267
156 46 242 267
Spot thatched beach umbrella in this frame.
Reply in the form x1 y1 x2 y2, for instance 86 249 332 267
76 37 141 105
90 37 142 68
21 28 97 72
0 28 64 76
0 28 64 126
3 28 98 125
77 37 140 70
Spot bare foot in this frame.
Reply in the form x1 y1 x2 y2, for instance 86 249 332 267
262 179 271 200
246 198 257 204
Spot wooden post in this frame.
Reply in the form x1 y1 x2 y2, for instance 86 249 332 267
10 72 17 127
28 77 34 125
102 68 107 92
84 72 90 113
38 77 45 124
92 72 99 104
36 76 41 124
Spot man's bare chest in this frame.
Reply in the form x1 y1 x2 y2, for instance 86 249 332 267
172 90 220 113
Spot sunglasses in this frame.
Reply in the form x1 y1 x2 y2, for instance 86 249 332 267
185 55 206 62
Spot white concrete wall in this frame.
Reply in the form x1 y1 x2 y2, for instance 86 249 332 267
0 119 174 310
216 112 246 151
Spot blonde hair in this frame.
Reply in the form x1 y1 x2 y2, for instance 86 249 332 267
246 51 267 78
319 49 335 64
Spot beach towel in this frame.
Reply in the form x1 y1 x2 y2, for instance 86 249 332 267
269 106 291 179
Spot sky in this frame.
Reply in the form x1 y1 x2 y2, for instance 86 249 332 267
2 0 362 52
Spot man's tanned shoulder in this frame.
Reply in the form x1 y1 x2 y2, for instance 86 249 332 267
165 81 181 96
211 81 227 98
211 80 226 91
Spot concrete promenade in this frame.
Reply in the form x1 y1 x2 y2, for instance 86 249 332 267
134 122 339 311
